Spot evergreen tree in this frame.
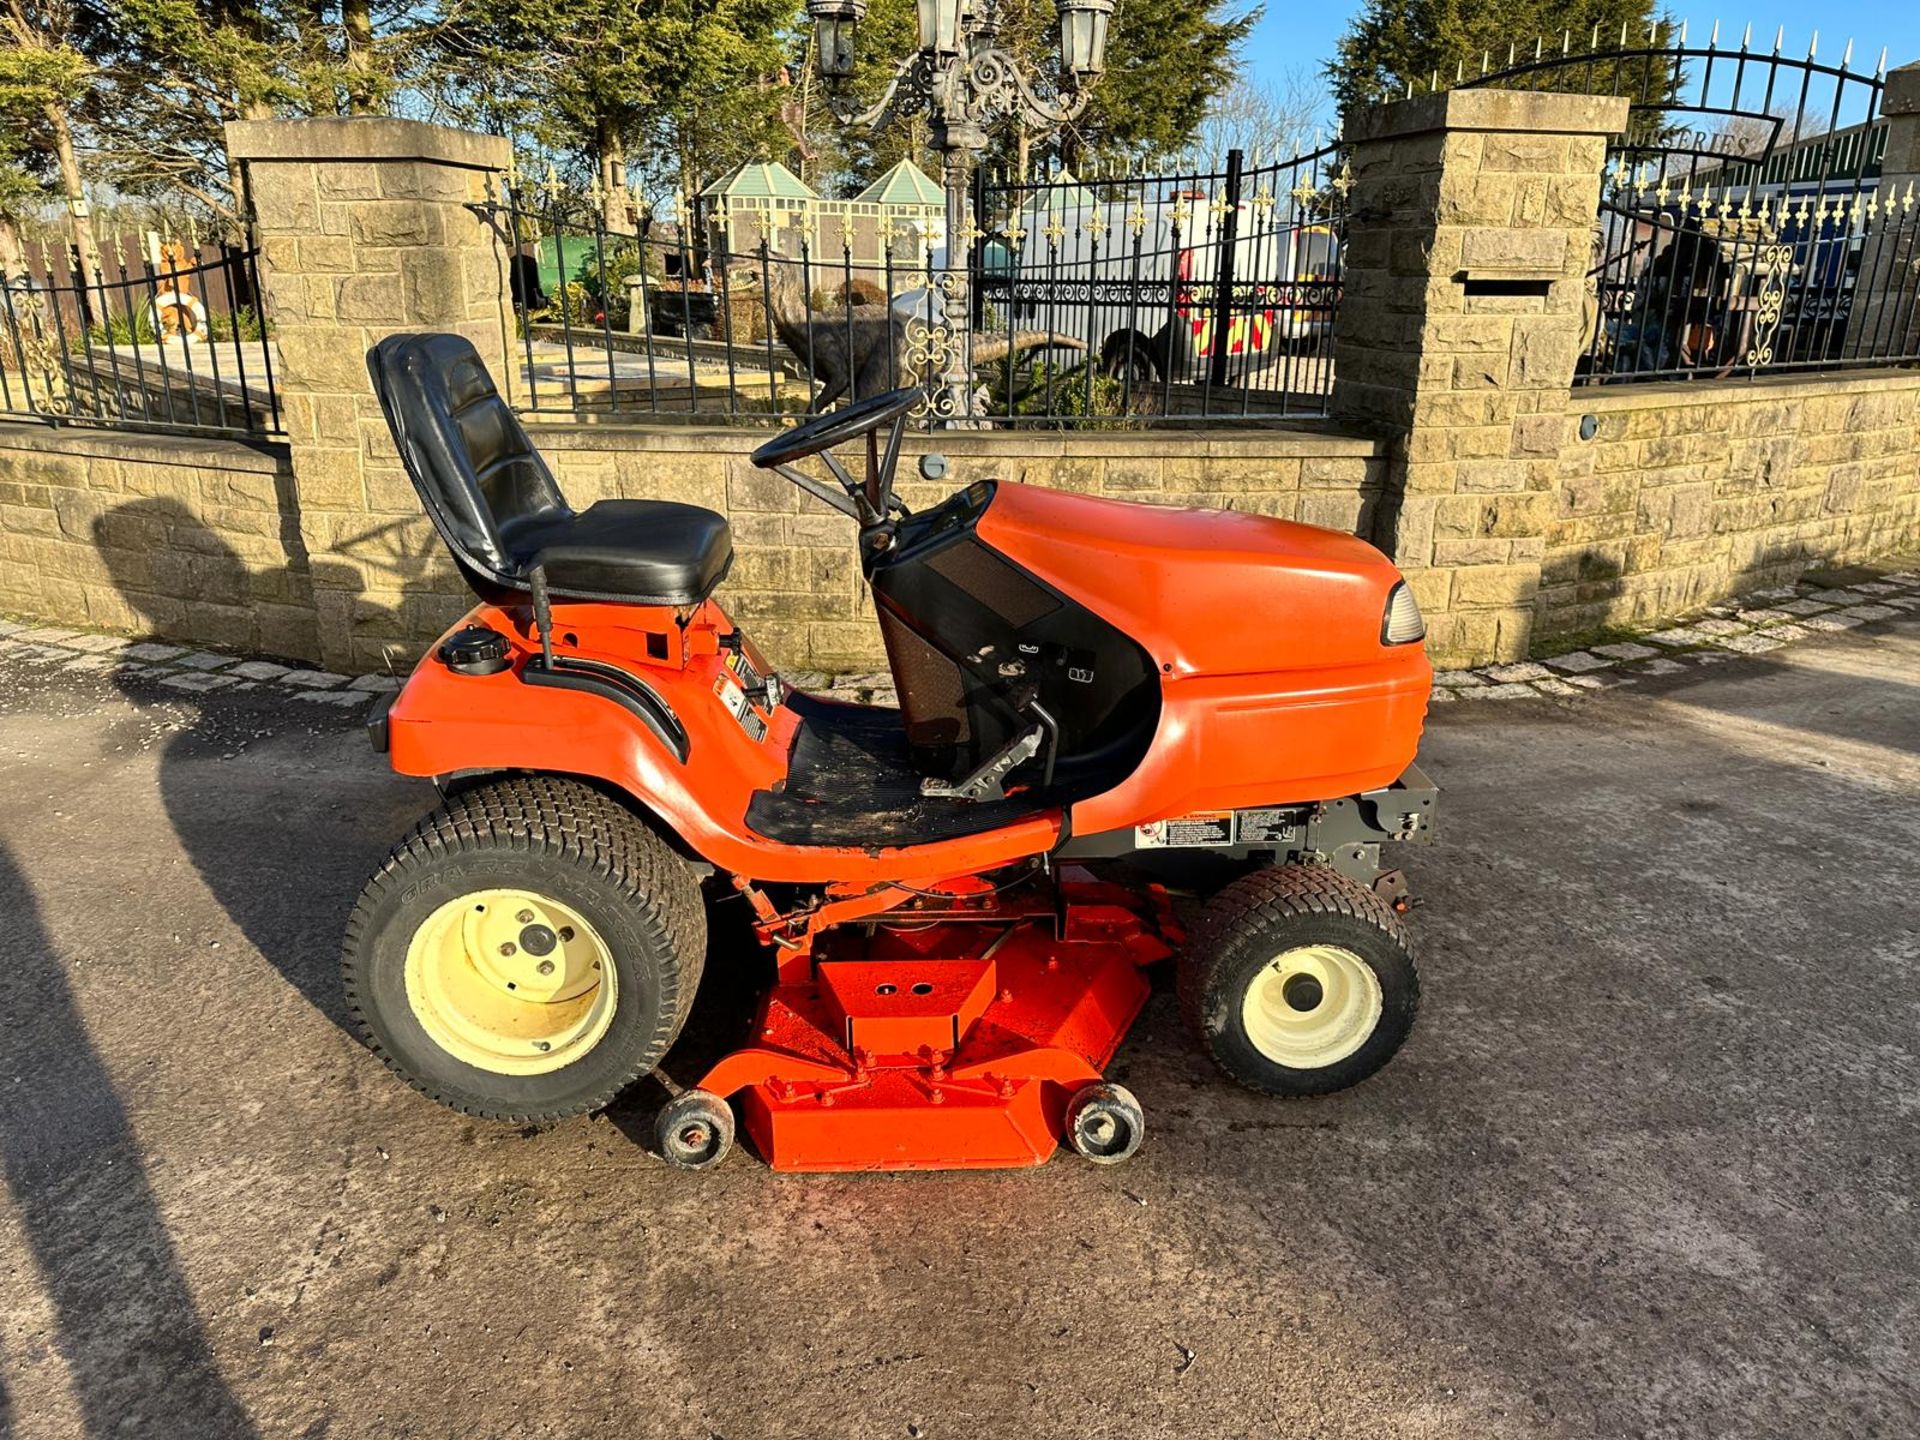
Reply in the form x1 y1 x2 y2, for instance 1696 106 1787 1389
2 0 101 284
1328 0 1674 121
430 0 798 228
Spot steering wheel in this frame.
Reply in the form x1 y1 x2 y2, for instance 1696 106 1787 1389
750 386 921 527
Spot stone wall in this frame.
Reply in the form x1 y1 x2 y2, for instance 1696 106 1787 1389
0 425 318 657
0 419 1385 674
227 118 515 672
3 109 1918 675
1332 89 1632 668
1541 370 1920 642
510 424 1386 671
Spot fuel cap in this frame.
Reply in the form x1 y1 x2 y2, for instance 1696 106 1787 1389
439 625 511 676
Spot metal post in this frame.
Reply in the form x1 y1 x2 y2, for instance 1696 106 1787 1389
1208 148 1244 390
935 119 986 426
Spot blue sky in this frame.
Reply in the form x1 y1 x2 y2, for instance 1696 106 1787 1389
1245 1 1920 111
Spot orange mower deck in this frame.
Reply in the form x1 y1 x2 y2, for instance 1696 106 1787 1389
694 874 1176 1171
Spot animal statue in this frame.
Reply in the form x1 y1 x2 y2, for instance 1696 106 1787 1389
758 260 1084 414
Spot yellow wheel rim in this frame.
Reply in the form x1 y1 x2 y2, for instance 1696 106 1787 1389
403 889 617 1076
1241 944 1382 1069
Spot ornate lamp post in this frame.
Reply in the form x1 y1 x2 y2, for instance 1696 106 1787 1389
803 0 1113 421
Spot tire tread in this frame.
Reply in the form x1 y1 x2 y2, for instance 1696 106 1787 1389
342 775 705 1123
1177 863 1417 1097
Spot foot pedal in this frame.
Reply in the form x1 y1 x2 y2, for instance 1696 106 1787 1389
919 726 1043 802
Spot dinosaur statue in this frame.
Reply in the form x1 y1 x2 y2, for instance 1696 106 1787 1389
758 260 1084 414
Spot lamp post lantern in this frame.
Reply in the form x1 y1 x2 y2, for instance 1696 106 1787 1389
802 0 1112 423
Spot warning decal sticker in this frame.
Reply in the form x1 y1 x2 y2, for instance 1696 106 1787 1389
1134 811 1235 848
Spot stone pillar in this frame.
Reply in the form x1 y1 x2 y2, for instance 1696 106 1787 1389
1333 89 1629 667
1845 62 1920 361
226 117 513 672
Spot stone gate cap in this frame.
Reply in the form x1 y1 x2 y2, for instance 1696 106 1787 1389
1348 89 1631 145
224 117 510 171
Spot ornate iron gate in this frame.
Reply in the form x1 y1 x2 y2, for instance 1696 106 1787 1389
1459 29 1917 381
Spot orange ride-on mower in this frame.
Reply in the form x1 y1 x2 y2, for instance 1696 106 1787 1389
344 334 1437 1173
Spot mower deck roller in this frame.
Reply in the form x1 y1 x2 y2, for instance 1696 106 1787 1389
347 336 1438 1172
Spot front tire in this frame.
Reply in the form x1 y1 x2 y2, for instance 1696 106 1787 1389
1178 864 1419 1098
343 776 706 1123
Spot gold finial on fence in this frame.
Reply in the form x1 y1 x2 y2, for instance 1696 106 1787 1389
1043 215 1067 245
1168 197 1192 230
1251 185 1276 216
1330 166 1353 199
1291 177 1317 211
1127 207 1147 237
1086 209 1108 238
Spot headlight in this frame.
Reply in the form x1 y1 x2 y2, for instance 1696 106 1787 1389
1381 581 1425 645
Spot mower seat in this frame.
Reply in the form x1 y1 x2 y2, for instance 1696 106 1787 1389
368 333 732 607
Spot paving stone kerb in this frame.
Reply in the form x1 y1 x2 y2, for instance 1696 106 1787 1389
1333 88 1633 668
226 116 516 672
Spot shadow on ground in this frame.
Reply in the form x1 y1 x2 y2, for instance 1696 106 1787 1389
96 500 431 1040
0 841 257 1439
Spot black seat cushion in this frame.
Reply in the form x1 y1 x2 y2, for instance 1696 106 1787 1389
514 500 733 606
368 333 732 608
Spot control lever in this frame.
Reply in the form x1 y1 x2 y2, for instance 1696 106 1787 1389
719 630 782 709
920 727 1044 803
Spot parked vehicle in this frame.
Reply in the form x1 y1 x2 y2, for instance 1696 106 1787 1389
979 193 1341 386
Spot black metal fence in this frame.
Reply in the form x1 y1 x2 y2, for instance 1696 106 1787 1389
1462 30 1920 382
484 143 1345 428
0 234 281 437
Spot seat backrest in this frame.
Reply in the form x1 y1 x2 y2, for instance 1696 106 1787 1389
367 333 570 597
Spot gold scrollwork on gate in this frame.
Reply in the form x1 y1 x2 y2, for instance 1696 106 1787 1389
1745 241 1793 369
904 318 955 418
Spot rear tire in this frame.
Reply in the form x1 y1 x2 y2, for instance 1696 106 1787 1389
343 776 706 1123
1178 863 1418 1098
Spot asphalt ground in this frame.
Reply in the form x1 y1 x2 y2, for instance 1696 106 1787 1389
0 608 1915 1439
